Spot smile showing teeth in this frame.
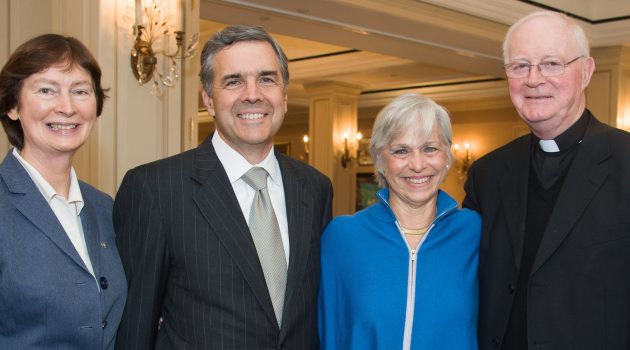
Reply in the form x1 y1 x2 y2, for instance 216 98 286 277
407 176 430 184
238 113 265 120
47 124 78 130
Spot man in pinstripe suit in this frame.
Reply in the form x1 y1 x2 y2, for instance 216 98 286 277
114 25 333 349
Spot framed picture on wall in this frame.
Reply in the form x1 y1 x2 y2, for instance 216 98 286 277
356 172 379 211
358 138 372 165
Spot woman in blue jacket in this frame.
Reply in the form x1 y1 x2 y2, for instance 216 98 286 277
0 34 126 349
319 93 480 350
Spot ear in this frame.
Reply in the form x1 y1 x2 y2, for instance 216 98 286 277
581 56 595 90
283 91 288 114
201 89 215 117
7 107 19 121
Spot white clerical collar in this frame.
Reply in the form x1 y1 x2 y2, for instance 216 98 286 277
539 139 560 153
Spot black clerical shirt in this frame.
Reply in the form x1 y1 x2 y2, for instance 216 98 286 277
502 110 592 349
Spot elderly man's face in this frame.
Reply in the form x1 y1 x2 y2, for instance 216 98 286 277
506 16 594 139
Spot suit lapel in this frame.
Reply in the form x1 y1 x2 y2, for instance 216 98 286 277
277 153 313 330
499 136 531 268
532 119 611 274
1 152 88 271
191 140 278 326
80 193 102 278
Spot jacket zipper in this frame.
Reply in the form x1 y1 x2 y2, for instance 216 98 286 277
378 191 458 350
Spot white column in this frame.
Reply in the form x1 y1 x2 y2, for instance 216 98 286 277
304 81 362 215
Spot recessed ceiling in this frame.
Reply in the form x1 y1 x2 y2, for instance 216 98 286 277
199 0 630 115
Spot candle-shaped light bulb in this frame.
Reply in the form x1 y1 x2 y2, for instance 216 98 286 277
453 143 460 151
179 0 186 32
135 0 142 26
303 134 309 143
464 142 470 149
356 132 362 141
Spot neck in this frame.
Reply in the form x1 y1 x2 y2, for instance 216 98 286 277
389 195 436 231
20 147 73 198
217 131 273 165
530 101 586 140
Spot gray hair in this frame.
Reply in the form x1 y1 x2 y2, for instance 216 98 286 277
200 25 289 95
503 11 590 63
369 93 453 188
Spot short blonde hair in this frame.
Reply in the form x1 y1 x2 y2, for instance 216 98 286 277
369 93 453 188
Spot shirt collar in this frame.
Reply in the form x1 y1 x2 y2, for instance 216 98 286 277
12 148 84 213
212 132 281 185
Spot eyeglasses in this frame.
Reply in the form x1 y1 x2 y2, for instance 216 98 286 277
504 56 584 78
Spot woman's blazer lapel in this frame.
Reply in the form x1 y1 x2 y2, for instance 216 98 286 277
0 152 92 273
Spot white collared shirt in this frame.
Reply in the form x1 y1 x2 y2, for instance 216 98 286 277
12 148 96 278
212 132 290 265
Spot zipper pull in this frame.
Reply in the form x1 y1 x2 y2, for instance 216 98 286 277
411 249 417 262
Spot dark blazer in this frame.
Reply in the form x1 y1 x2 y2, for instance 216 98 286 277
464 112 630 350
114 136 333 349
0 151 127 350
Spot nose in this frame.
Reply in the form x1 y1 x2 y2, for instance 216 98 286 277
408 151 426 172
240 78 263 103
55 91 76 117
525 65 546 86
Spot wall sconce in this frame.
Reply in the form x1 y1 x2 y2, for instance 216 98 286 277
341 131 362 168
302 134 310 162
452 142 474 180
131 0 199 95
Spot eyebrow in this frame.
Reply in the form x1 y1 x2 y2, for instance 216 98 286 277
219 70 280 83
219 73 242 84
259 70 280 77
30 78 92 88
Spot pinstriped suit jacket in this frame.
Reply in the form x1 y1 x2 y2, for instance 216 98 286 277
114 136 333 350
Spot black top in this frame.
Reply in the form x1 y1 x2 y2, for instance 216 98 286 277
503 110 591 349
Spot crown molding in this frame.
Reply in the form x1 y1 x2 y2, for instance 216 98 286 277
290 51 414 81
420 0 630 47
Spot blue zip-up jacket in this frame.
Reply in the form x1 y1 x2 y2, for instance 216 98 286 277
319 188 480 350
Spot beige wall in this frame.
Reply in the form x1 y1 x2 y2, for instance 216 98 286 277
443 107 524 204
0 0 200 197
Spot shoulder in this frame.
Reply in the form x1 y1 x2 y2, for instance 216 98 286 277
588 117 630 146
323 204 383 240
79 180 113 208
129 147 198 177
449 207 482 228
438 191 481 229
278 153 332 188
118 147 204 194
475 134 529 169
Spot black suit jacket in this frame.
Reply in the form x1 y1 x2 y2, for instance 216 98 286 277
464 112 630 350
114 137 333 349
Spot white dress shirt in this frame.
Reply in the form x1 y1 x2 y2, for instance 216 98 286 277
212 132 290 265
13 148 96 279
